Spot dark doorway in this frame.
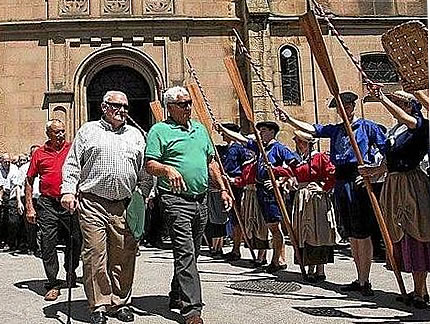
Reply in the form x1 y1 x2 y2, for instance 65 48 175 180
87 65 152 132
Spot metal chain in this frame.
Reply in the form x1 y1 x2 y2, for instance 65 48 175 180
232 29 290 120
186 56 274 171
127 115 146 137
185 58 217 124
311 0 382 88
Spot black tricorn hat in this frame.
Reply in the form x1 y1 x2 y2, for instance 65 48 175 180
328 91 359 108
256 121 280 134
221 122 241 133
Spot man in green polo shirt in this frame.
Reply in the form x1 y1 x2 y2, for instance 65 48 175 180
145 86 232 324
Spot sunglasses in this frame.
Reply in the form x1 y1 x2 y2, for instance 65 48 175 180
170 100 192 109
104 101 129 111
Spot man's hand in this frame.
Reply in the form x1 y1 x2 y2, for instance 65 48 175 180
307 182 323 192
26 207 37 224
17 201 25 216
220 190 233 212
165 166 187 193
61 193 78 213
366 82 384 100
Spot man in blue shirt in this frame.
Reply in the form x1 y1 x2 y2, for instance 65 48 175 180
281 91 386 296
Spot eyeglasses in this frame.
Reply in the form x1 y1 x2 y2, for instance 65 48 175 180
104 101 129 111
170 100 192 109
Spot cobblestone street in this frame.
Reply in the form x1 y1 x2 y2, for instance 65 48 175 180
1 244 429 324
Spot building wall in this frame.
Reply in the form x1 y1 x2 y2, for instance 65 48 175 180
0 0 427 154
246 0 427 149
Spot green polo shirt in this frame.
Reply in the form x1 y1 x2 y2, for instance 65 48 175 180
145 118 215 196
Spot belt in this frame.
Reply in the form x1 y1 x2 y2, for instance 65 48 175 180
159 189 206 202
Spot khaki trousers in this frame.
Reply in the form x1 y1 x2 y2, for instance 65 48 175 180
78 192 138 311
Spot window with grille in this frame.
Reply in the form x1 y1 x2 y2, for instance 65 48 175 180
361 53 399 83
280 45 301 105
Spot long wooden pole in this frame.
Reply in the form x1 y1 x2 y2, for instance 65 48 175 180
299 10 407 298
150 100 164 122
224 56 307 277
187 83 257 261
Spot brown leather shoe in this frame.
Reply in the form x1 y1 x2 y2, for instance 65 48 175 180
44 288 60 301
185 314 204 324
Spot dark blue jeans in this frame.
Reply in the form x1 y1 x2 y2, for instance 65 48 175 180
159 192 208 319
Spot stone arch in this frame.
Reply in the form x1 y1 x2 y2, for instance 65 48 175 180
72 46 165 135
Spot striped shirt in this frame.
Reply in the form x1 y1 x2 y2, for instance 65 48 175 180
61 118 146 200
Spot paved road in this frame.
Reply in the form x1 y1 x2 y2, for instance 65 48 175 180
1 244 429 324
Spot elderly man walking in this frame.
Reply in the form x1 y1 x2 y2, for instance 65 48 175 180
61 91 149 324
145 86 232 324
26 120 81 301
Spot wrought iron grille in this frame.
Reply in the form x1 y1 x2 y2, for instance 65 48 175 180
361 54 399 83
280 45 301 106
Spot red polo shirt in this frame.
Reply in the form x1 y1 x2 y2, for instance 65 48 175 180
27 141 72 198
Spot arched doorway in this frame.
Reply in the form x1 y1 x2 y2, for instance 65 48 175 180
72 46 165 136
87 65 152 131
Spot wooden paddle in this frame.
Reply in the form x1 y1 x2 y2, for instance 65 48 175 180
224 56 307 277
150 100 164 122
187 83 257 261
299 9 407 298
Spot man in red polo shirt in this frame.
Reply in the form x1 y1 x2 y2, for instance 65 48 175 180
25 119 82 301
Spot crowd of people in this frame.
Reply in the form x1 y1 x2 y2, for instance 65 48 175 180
0 147 41 255
0 84 429 324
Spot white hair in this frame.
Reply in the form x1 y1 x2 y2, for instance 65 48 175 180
163 86 189 108
45 119 64 132
102 90 128 103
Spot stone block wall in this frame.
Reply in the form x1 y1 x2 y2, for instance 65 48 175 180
0 41 46 154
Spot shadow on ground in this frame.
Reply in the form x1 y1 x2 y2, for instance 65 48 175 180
225 270 430 323
14 277 84 297
132 295 184 323
40 295 183 324
43 299 90 323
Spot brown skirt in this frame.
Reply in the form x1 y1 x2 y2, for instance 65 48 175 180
380 168 430 243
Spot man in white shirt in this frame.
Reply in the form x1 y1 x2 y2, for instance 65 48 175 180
16 145 41 254
0 153 21 251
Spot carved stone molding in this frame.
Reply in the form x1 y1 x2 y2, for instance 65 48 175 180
103 0 131 15
60 0 89 16
145 0 173 14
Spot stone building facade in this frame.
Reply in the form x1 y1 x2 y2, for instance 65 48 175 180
0 0 427 153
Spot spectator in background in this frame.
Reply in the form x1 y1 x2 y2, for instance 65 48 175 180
17 145 41 255
0 153 21 251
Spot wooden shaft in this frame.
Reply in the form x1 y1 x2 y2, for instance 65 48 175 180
413 90 429 111
187 83 257 261
299 8 407 297
150 100 164 122
223 57 255 123
252 125 307 276
333 95 407 296
224 56 306 276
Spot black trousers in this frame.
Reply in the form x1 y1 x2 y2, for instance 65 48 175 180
7 197 25 249
24 198 41 253
159 192 208 319
37 195 82 289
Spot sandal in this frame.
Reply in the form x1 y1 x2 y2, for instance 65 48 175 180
44 288 60 301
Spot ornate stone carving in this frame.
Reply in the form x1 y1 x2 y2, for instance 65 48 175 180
145 0 173 14
103 0 131 15
60 0 89 16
